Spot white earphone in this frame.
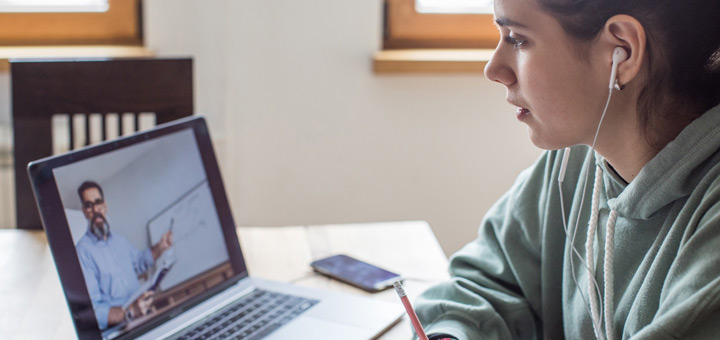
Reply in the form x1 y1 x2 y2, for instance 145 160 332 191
609 47 628 89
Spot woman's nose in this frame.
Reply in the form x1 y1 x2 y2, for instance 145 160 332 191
484 50 516 86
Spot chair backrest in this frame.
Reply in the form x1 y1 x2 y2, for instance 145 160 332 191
11 57 193 229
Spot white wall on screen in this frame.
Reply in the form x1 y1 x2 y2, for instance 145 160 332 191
66 208 88 245
101 129 207 249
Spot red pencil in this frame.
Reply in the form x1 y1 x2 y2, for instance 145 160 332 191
393 281 429 340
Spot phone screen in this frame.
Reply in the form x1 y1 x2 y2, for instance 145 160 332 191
310 254 401 292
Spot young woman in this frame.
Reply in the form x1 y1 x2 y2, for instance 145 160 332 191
414 0 720 339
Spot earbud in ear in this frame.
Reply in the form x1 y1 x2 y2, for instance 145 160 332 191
609 47 628 89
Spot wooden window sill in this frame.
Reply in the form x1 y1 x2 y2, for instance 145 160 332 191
0 45 154 71
373 49 493 73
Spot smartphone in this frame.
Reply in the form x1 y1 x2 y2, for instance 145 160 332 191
310 254 401 292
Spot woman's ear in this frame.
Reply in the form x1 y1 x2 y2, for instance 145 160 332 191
602 14 646 86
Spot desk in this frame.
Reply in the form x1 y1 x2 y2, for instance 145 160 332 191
0 221 449 339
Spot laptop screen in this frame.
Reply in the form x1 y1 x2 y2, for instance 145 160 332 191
29 117 248 340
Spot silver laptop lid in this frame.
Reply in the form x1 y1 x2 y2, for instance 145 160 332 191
28 116 250 340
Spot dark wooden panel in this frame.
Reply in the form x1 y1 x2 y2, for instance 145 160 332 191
11 57 194 229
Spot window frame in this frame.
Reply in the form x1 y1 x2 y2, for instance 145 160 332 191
0 0 141 46
384 0 499 49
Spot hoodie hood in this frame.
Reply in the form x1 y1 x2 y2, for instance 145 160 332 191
597 104 720 220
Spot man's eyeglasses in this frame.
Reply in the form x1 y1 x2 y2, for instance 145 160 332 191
82 198 105 210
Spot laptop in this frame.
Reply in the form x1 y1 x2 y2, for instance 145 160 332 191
28 116 403 340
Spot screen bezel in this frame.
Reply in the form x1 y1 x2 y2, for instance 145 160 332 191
27 116 248 340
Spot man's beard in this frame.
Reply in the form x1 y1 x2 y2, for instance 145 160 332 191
89 213 110 239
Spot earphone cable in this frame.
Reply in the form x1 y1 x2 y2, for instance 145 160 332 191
559 86 616 340
558 183 600 328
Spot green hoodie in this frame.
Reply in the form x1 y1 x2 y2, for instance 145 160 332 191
415 104 720 340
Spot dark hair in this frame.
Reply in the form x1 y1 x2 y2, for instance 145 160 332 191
538 0 720 147
77 181 104 202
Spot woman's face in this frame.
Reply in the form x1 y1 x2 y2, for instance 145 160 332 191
485 0 610 149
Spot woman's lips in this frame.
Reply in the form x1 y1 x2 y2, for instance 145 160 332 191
516 107 530 120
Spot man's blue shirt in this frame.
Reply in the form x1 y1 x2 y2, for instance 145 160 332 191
76 229 154 330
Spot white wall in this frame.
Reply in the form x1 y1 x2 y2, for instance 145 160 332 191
0 73 9 125
135 0 541 255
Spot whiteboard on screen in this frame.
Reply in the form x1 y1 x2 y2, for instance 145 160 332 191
147 180 229 290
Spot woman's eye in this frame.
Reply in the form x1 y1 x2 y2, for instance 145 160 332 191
503 35 526 48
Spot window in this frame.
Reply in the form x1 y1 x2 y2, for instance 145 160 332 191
415 0 492 14
0 0 140 45
0 0 109 13
384 0 498 49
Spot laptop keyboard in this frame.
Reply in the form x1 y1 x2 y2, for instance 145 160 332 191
173 289 319 340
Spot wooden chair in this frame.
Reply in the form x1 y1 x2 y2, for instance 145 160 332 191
11 57 194 229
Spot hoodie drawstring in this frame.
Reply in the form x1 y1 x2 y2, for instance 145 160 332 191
586 165 618 340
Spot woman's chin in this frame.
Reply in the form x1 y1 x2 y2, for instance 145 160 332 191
527 129 569 151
